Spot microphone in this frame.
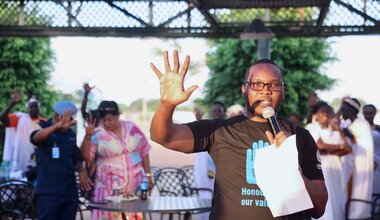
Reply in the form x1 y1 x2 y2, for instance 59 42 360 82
262 106 281 135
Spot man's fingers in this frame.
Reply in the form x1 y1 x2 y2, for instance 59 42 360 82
91 118 97 126
265 131 275 145
179 55 190 77
70 120 77 126
164 51 171 73
173 50 179 73
184 85 198 98
150 63 163 79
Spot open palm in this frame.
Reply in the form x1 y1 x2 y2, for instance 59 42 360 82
150 50 198 107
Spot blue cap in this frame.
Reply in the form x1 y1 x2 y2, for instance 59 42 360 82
53 101 78 115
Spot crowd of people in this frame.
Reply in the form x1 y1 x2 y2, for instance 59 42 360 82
0 50 379 220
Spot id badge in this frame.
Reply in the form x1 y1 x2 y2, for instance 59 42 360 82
52 146 60 159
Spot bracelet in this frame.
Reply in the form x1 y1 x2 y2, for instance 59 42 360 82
146 173 151 177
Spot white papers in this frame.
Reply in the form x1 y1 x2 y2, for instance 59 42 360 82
254 135 313 217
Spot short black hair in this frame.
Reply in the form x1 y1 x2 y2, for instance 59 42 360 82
245 59 282 81
97 100 119 119
312 101 333 115
212 101 225 111
363 104 377 111
252 59 282 70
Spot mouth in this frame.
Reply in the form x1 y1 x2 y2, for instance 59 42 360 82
258 99 272 107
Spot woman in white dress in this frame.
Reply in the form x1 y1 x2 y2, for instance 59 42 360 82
305 101 353 220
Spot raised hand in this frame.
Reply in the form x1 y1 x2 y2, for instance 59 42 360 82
11 87 21 104
84 116 97 137
55 110 76 131
83 82 95 95
150 50 198 108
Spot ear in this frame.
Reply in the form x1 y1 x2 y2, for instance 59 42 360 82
241 84 246 97
280 88 285 102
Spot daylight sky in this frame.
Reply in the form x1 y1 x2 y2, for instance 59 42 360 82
50 35 380 121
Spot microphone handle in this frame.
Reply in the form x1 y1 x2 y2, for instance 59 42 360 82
268 116 281 135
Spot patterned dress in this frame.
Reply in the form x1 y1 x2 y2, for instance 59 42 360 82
90 120 151 220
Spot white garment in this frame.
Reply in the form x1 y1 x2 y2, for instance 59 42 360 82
371 130 380 194
348 118 374 219
194 152 214 220
3 127 16 161
2 112 36 173
305 122 346 220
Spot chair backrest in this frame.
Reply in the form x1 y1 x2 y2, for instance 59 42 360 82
347 193 380 220
372 193 380 219
0 179 36 219
180 165 213 197
150 166 161 185
154 167 187 196
180 165 196 188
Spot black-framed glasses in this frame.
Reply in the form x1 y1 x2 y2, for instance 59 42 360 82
244 81 284 91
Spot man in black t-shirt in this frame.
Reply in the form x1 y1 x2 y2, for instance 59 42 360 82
149 50 327 220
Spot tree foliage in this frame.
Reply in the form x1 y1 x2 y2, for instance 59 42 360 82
0 38 57 116
202 38 336 121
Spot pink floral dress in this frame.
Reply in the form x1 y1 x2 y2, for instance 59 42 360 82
90 120 151 220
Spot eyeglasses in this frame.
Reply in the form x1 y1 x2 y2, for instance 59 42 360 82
244 81 284 91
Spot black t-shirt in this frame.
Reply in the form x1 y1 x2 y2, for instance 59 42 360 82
187 115 323 220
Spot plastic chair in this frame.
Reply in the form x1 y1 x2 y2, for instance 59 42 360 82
0 179 37 219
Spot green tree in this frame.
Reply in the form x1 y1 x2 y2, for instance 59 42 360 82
0 38 56 116
0 37 56 160
203 38 335 121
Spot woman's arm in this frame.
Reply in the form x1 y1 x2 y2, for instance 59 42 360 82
80 117 97 164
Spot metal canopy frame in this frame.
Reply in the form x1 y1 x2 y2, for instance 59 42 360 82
0 0 379 38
